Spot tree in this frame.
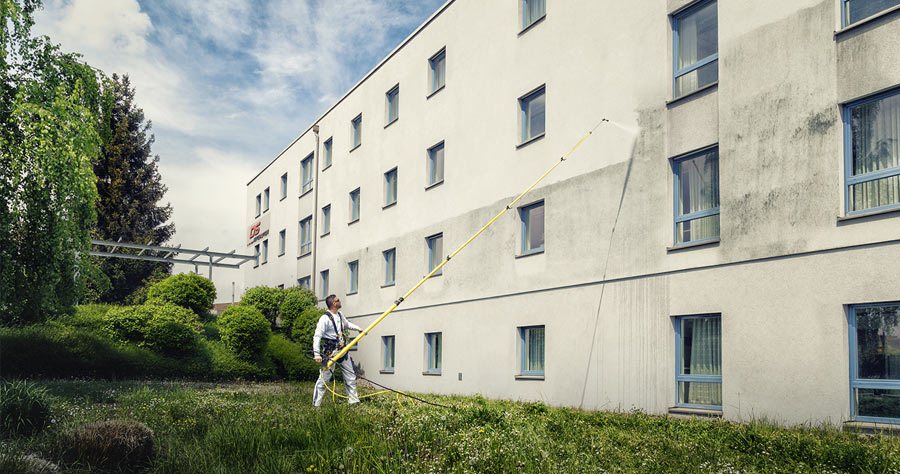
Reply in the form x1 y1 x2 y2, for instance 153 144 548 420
0 0 104 324
92 74 175 303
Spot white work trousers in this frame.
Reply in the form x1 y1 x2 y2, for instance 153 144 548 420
313 356 359 406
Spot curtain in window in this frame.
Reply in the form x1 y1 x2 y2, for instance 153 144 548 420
524 327 545 373
524 92 545 141
685 318 721 406
851 94 900 212
430 145 444 184
430 334 442 370
677 150 719 243
524 204 544 251
384 337 394 368
432 56 445 91
526 0 545 26
675 1 717 97
846 0 900 24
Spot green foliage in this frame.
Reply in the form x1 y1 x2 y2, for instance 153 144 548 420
54 303 116 331
146 273 216 315
0 0 104 324
102 302 200 357
124 269 168 306
266 334 318 381
62 419 154 472
290 306 326 344
239 286 283 330
219 305 271 361
77 258 112 304
278 286 318 331
202 339 273 380
144 315 199 357
0 380 53 436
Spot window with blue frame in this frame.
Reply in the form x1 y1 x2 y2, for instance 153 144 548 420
297 276 310 289
351 114 362 149
844 88 900 215
299 216 312 256
321 205 331 236
320 270 329 298
323 137 333 169
673 147 719 245
849 303 900 423
383 335 395 371
383 248 396 286
278 229 286 256
520 200 544 255
520 326 545 376
427 233 443 275
384 168 398 206
429 48 446 94
519 85 546 143
280 173 288 199
428 141 445 186
672 0 718 98
386 85 399 124
349 188 360 223
522 0 545 29
675 314 721 409
425 332 442 373
842 0 900 26
301 153 313 193
348 260 359 294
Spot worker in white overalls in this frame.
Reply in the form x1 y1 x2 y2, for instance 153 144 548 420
312 294 362 406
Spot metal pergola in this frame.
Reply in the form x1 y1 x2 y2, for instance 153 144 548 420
89 239 257 278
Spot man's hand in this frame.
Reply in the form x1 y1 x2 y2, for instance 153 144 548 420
314 355 322 363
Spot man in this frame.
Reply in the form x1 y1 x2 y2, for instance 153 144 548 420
312 294 363 406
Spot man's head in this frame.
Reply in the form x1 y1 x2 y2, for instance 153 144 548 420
325 294 341 311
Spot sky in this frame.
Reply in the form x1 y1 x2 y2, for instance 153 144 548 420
33 0 446 302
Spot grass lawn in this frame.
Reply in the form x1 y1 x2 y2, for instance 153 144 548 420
2 379 899 473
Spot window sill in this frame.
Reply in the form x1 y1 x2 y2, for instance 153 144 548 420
255 214 261 219
516 133 545 149
426 85 445 100
348 218 359 226
253 264 259 269
667 238 720 253
422 371 441 376
667 407 723 419
349 144 361 153
843 420 900 433
278 252 285 257
346 291 358 296
425 180 444 190
382 201 397 210
280 196 287 202
425 271 443 278
380 370 395 375
514 374 545 381
297 251 311 260
837 205 900 223
320 232 330 238
515 249 544 259
263 209 269 214
835 4 900 38
518 14 546 36
381 283 395 288
666 81 718 108
261 261 267 265
322 164 332 172
384 118 399 129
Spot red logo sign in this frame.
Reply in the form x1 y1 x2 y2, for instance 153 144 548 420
249 222 260 240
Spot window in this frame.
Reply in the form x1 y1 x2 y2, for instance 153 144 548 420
383 248 396 286
278 229 286 256
349 188 360 223
520 200 545 254
520 326 545 376
301 153 314 194
348 260 359 294
672 0 718 98
427 233 443 275
320 270 329 299
255 194 261 217
843 0 900 26
299 216 312 256
383 335 395 371
298 276 310 289
519 86 546 143
429 48 446 94
322 205 331 236
844 88 900 215
384 168 398 206
264 187 270 211
522 0 546 29
277 284 284 289
425 332 442 373
351 114 362 149
675 314 722 409
262 239 268 264
254 244 260 266
386 85 399 124
427 141 444 186
323 137 333 169
673 147 719 245
849 303 900 423
280 173 288 200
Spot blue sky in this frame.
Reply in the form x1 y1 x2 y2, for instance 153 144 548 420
34 0 446 300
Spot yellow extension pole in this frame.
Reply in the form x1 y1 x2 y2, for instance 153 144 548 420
324 120 607 372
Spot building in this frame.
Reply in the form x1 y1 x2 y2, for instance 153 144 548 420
244 0 900 427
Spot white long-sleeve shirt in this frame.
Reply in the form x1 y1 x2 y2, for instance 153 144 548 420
312 311 362 356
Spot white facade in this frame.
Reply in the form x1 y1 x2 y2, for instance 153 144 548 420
245 0 900 426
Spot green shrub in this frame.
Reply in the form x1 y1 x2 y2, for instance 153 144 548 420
219 305 271 361
202 321 221 341
62 419 154 472
103 305 154 344
146 273 216 315
0 380 53 437
144 316 198 357
54 304 116 331
278 287 317 331
103 303 200 356
290 307 326 344
266 334 319 380
239 286 283 330
203 339 273 380
124 270 169 306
